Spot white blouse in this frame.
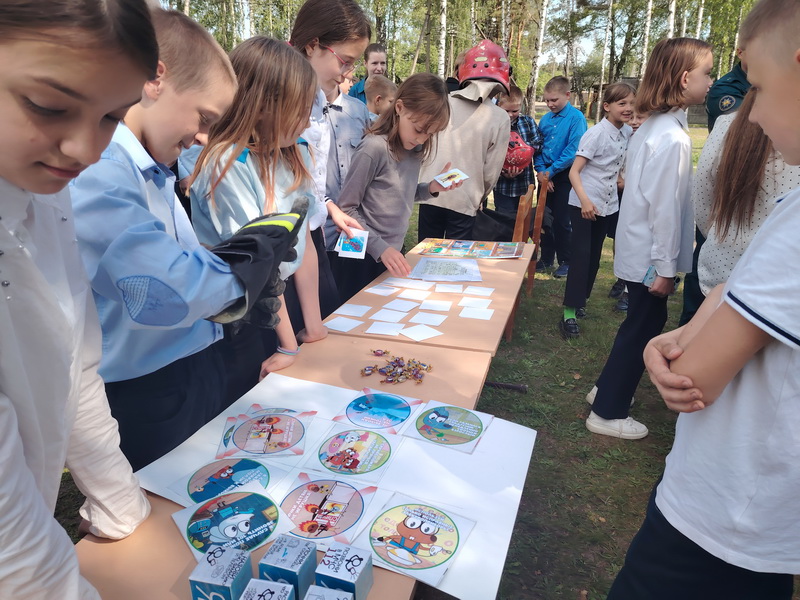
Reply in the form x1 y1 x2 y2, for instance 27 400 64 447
693 112 800 294
0 178 149 598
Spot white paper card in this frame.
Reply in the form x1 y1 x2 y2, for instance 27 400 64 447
435 284 463 294
398 288 431 301
463 286 494 296
419 299 452 312
370 309 407 323
458 297 492 309
334 229 369 259
364 285 398 296
383 299 419 312
408 312 447 326
383 277 435 290
400 324 443 342
459 307 494 320
432 168 470 188
334 304 372 317
326 316 364 332
365 321 405 336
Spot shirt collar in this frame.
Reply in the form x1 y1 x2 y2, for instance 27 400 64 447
113 123 163 174
667 107 689 131
452 79 505 103
599 116 624 139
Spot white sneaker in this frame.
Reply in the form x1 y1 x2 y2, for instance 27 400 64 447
585 385 635 408
585 411 649 440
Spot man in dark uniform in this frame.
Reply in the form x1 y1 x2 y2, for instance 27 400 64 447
679 52 752 326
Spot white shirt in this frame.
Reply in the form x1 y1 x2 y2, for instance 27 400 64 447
693 112 800 294
0 178 149 598
657 188 800 573
568 118 631 217
302 88 332 231
614 109 694 281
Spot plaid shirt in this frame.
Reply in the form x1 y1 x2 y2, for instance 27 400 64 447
494 114 543 198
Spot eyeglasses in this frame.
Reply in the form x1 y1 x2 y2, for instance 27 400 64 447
321 45 356 74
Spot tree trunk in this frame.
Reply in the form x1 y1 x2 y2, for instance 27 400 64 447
667 0 676 38
525 0 549 112
182 0 190 15
410 10 430 75
438 0 447 78
640 0 653 76
695 0 705 37
595 0 613 123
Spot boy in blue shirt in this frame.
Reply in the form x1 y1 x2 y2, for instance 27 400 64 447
534 76 587 277
71 10 301 470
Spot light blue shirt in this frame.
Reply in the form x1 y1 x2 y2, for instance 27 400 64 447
70 124 244 382
534 102 588 178
190 145 317 280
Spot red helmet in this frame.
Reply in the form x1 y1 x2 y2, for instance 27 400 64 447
458 40 510 93
503 132 534 171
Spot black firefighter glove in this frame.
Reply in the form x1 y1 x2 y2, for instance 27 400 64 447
207 197 308 329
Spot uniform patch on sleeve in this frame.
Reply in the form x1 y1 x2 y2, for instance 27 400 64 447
719 95 736 112
117 276 189 326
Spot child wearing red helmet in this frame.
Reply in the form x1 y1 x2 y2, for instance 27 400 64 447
417 40 511 241
493 84 543 216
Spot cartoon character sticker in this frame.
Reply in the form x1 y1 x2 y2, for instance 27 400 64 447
281 479 366 539
187 459 271 503
317 429 391 475
345 392 412 429
370 504 458 569
416 406 483 445
232 414 304 455
185 491 280 555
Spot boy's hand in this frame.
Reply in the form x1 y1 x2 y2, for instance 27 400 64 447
381 247 412 277
502 166 523 178
645 331 705 412
259 351 296 379
328 202 364 239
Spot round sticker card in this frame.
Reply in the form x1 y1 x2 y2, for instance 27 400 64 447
416 405 483 445
233 414 304 454
187 459 270 503
370 504 459 569
281 479 365 539
185 491 279 554
345 392 412 429
318 429 391 475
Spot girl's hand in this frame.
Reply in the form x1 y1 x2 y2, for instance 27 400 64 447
328 202 364 239
645 332 704 412
429 162 464 194
259 352 296 380
381 247 412 277
649 275 675 298
580 202 598 221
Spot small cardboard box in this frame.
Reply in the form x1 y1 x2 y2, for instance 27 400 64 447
314 542 373 600
189 547 252 600
240 578 295 600
303 584 354 600
258 534 317 598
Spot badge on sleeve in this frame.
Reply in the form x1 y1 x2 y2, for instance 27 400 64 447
719 95 736 112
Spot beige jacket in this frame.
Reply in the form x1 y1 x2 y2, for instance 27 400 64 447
419 80 510 216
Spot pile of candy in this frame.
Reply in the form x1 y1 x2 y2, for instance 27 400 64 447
361 349 432 385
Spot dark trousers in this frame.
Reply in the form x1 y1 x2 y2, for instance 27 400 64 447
105 343 227 471
678 227 706 326
593 282 668 419
563 207 608 308
609 487 794 600
329 251 387 303
217 323 266 405
539 170 572 265
417 204 476 242
305 226 340 322
492 190 521 216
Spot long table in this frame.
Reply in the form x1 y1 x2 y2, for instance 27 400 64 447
324 243 534 356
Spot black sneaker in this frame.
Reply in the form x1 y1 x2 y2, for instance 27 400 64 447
608 279 625 299
559 317 580 339
576 307 587 319
536 260 553 273
614 292 629 312
553 263 569 278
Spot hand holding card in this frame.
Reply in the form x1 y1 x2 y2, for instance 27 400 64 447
432 163 469 192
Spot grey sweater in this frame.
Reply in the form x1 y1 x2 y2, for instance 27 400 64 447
338 133 435 261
